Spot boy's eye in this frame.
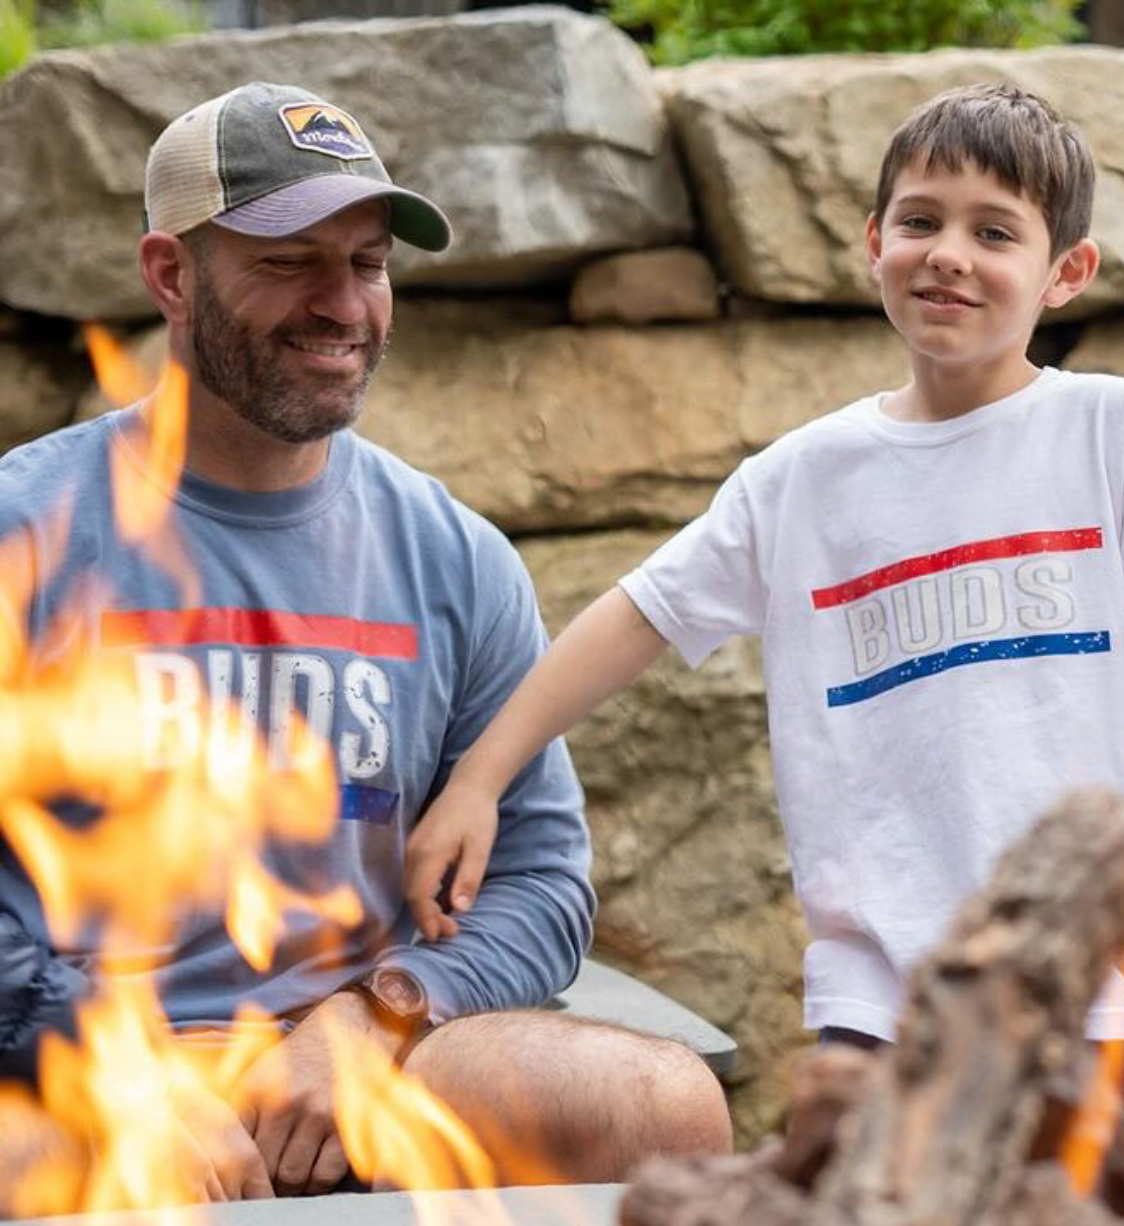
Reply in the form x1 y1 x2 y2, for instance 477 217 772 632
900 215 936 232
979 226 1014 243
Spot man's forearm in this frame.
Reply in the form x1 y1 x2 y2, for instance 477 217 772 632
387 857 594 1021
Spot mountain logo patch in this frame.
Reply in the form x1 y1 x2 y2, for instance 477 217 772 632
279 103 371 160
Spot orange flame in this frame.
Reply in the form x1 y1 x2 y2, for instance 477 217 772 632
0 1082 85 1219
86 322 199 606
1061 1038 1124 1196
109 363 190 546
327 1011 497 1192
83 324 156 409
0 653 345 964
2 327 504 1217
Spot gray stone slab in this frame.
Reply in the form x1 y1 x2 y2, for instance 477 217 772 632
553 960 737 1077
17 1185 624 1226
0 8 689 320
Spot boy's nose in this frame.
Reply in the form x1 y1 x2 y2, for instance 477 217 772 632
925 238 971 276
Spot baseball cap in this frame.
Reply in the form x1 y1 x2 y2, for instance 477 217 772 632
144 81 452 251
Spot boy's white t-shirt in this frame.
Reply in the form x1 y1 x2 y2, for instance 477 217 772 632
621 367 1124 1040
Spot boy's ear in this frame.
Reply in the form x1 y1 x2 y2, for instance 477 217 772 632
1042 238 1100 310
865 213 883 281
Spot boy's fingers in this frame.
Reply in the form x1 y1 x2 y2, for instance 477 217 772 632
450 844 489 913
405 841 455 910
411 895 446 942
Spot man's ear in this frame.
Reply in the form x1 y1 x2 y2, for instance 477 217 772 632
1043 237 1100 310
137 231 193 326
865 213 883 282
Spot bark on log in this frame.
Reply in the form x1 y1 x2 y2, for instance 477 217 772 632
621 789 1124 1226
772 1045 875 1189
620 1152 809 1226
1003 1165 1120 1226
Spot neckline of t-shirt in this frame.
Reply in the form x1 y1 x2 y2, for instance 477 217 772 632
108 408 358 526
852 367 1064 447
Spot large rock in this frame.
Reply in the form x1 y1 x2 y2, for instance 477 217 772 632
520 528 808 1143
365 300 910 531
1063 314 1124 375
569 246 722 325
0 6 690 321
660 47 1124 311
0 340 85 454
76 298 911 532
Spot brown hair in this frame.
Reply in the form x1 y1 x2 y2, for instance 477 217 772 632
873 82 1095 258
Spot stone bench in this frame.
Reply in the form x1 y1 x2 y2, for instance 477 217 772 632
552 958 738 1077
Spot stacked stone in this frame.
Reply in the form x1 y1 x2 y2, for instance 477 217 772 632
5 6 1124 1144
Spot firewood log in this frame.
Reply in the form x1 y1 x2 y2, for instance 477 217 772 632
622 790 1124 1226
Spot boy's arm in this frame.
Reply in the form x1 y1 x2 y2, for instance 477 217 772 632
405 586 668 940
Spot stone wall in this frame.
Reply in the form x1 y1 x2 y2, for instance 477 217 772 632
4 8 1124 1145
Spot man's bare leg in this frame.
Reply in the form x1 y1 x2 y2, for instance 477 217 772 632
403 1011 733 1184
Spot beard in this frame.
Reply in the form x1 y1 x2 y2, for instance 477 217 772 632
189 269 386 445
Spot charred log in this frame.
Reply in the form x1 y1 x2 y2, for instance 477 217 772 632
622 790 1124 1226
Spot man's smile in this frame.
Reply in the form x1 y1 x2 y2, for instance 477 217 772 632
286 338 364 357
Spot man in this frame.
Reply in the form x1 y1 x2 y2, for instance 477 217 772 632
0 82 732 1201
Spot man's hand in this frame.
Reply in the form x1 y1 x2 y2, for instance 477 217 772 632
169 1078 274 1203
405 778 500 941
234 990 387 1196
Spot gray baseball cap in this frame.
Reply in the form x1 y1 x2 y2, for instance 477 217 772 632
144 81 452 251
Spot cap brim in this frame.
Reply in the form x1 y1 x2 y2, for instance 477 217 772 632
211 175 452 252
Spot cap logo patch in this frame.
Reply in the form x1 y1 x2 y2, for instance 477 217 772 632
279 103 372 161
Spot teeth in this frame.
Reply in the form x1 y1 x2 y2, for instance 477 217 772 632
920 291 966 305
290 340 355 356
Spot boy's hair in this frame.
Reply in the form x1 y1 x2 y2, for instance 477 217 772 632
873 82 1095 258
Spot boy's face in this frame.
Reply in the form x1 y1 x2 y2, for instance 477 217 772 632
866 158 1095 383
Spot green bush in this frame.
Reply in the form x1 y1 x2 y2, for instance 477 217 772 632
607 0 1086 64
0 0 37 78
0 0 207 78
37 0 207 49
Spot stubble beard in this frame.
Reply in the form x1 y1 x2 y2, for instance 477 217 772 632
190 269 386 445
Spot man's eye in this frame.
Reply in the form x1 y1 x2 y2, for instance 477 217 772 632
263 257 306 271
355 258 389 275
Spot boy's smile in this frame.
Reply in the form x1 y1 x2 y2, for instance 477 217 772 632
866 158 1097 421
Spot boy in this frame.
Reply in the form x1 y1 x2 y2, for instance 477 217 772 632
405 82 1124 1045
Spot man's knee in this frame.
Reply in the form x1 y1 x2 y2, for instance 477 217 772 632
404 1011 732 1183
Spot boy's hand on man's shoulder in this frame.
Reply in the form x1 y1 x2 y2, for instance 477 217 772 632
405 780 501 942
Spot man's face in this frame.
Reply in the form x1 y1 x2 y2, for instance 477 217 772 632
187 201 394 444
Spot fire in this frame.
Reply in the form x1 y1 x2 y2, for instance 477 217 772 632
85 322 200 607
327 1011 496 1192
1061 1037 1124 1198
0 329 501 1216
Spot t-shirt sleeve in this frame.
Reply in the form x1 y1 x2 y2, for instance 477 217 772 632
620 463 765 668
378 531 594 1023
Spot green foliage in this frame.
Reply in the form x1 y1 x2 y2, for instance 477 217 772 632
0 0 37 78
0 0 207 78
607 0 1086 65
37 0 207 49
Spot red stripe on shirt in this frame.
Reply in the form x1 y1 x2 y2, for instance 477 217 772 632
811 527 1103 610
101 608 419 659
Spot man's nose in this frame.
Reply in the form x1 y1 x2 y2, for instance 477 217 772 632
307 265 368 326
